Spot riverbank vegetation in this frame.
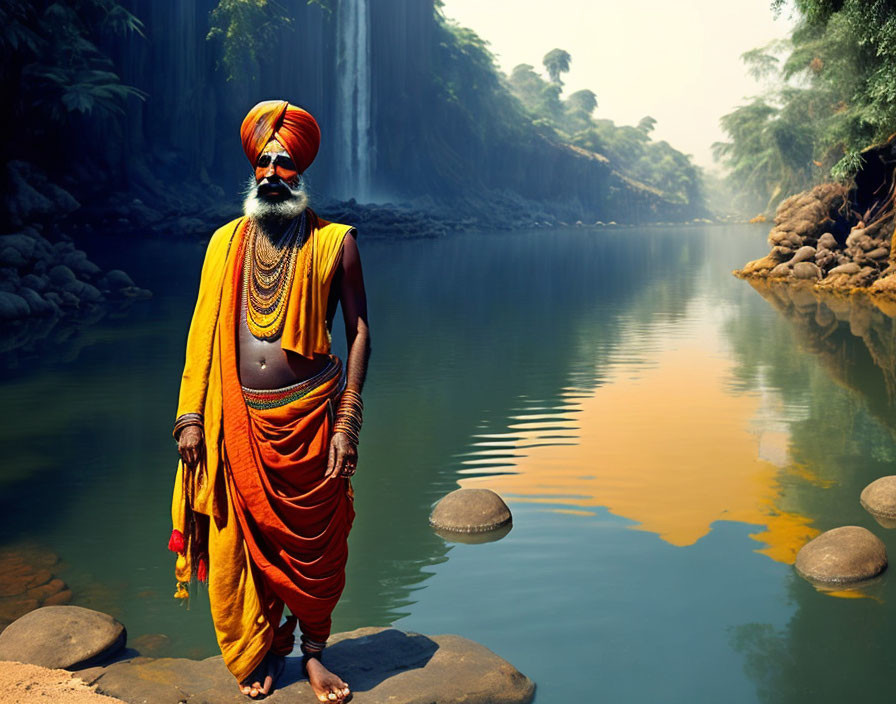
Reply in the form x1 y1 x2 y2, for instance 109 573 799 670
715 0 896 215
504 48 701 207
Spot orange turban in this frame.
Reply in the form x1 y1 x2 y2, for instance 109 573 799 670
240 100 321 173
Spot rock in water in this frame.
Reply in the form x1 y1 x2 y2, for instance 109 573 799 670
861 476 896 521
83 627 535 704
795 526 887 584
0 605 126 669
430 488 512 533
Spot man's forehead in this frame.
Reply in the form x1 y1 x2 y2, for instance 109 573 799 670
262 139 289 157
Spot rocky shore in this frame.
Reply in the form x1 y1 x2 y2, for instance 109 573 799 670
1 152 715 357
0 162 152 356
0 606 535 704
736 137 896 298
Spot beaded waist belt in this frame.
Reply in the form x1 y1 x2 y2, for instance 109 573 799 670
241 357 343 410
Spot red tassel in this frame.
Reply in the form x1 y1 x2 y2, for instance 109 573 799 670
197 557 208 584
168 529 185 553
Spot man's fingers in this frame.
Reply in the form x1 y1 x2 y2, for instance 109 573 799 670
331 446 344 479
326 442 337 478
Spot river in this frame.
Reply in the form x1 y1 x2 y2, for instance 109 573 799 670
2 222 896 703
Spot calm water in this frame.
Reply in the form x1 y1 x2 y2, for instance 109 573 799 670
3 223 896 702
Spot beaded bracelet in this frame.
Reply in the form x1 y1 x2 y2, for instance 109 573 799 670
173 412 203 441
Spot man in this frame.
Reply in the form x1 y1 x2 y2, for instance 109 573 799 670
169 99 370 702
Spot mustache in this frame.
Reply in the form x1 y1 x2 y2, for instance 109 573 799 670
256 178 295 199
242 174 309 224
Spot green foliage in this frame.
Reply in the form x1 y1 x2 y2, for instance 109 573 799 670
207 0 293 83
567 89 597 116
830 150 864 182
637 115 657 135
1 0 145 131
505 51 702 207
434 17 509 125
718 0 896 213
542 48 571 85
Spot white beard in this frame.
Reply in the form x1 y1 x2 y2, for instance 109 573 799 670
242 175 309 236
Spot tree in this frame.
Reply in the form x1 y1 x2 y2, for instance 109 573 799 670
637 116 657 135
542 48 571 85
208 0 292 82
566 89 597 116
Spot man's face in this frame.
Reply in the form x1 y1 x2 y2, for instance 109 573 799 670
255 139 299 200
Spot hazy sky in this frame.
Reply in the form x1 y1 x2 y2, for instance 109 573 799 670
439 0 797 170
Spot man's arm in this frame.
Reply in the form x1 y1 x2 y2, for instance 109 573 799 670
326 230 371 479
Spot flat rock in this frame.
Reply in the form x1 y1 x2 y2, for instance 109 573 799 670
430 488 512 533
83 627 534 704
0 605 126 669
795 526 887 584
861 476 896 518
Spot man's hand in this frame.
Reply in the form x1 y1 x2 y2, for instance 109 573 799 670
326 432 357 479
178 425 204 468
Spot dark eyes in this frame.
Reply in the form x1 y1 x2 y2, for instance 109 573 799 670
257 154 296 171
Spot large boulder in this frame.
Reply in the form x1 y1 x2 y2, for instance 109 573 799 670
792 261 822 280
430 488 512 533
791 245 817 264
0 605 126 669
0 291 30 320
795 526 887 584
81 627 535 704
861 476 896 522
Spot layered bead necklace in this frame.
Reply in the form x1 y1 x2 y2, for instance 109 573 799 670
242 212 310 339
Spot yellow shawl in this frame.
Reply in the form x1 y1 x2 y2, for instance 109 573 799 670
169 210 353 680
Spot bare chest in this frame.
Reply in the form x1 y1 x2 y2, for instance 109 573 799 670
236 284 329 388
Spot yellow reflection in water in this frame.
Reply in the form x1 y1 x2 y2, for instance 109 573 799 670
460 345 819 564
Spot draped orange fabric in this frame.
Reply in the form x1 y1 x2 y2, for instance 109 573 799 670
240 100 321 173
171 211 356 681
219 228 355 647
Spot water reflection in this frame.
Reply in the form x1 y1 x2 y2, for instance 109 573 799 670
461 317 819 564
728 282 896 702
0 225 709 657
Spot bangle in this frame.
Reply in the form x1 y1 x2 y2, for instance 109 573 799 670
334 390 363 445
173 412 203 441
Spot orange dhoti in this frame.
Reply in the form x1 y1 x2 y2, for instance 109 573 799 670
171 213 356 682
222 357 354 658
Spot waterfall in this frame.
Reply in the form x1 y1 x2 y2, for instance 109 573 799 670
336 0 372 201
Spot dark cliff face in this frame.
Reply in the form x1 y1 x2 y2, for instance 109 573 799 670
36 0 695 223
101 0 336 200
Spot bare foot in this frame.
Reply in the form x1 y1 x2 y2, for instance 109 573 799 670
305 656 351 702
239 653 285 699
